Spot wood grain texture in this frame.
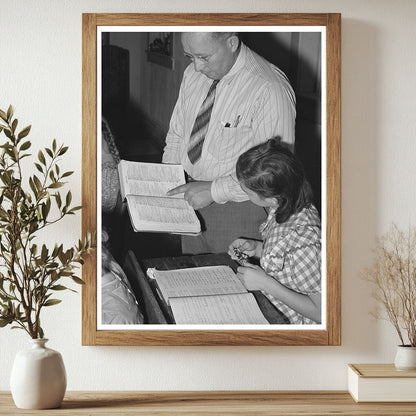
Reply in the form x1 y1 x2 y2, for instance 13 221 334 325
350 364 416 378
81 13 98 346
2 391 416 415
81 13 341 346
95 13 331 27
325 13 342 346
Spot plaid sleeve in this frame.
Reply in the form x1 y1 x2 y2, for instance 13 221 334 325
264 225 321 295
288 244 321 294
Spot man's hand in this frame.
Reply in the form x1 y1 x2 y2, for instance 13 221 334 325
167 181 214 210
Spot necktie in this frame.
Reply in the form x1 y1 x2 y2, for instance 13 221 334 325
187 79 219 164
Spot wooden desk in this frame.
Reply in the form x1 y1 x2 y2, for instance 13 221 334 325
122 251 288 325
1 391 416 415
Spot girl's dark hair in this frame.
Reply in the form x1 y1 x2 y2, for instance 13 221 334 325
236 138 313 223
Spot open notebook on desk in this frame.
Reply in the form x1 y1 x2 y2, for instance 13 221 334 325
147 265 269 325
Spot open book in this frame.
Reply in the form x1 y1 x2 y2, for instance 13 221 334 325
117 160 201 234
147 265 269 325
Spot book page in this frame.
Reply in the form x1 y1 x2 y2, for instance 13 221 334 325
150 265 247 303
118 160 185 199
126 195 200 233
169 293 270 325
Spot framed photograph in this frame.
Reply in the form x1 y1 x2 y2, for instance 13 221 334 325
146 32 174 69
82 13 341 346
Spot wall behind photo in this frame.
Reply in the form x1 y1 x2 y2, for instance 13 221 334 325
1 0 416 391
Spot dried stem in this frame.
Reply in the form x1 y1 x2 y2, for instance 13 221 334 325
363 223 416 346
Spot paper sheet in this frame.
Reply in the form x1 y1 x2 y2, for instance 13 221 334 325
126 195 200 232
118 160 185 199
152 265 247 302
169 293 270 325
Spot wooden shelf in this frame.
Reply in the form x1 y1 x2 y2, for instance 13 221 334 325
1 391 416 415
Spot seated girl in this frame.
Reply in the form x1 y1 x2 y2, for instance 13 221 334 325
228 138 321 324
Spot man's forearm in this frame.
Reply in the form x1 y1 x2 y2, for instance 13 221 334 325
211 175 249 204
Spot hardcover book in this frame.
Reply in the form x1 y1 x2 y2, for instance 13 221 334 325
348 364 416 402
147 265 269 325
117 160 201 234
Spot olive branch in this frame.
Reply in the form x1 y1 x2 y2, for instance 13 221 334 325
0 105 95 338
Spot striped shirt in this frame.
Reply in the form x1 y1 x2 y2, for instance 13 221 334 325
260 205 321 324
162 43 296 203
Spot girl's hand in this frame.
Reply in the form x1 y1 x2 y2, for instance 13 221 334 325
236 263 270 292
228 238 259 260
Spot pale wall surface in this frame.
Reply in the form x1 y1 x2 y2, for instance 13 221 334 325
1 0 416 390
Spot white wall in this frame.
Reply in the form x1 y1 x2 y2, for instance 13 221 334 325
1 0 416 391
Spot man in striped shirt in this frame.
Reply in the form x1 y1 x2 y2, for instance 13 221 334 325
163 32 296 254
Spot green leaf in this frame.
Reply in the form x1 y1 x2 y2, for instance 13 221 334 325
61 171 74 178
54 244 63 258
17 125 31 140
52 139 57 152
34 162 43 173
58 146 68 156
33 175 43 192
50 285 68 291
38 325 44 339
6 105 14 122
69 206 82 213
29 177 38 197
11 118 18 133
45 148 53 158
38 150 46 165
65 191 72 207
0 317 13 327
58 250 67 264
4 129 12 140
41 244 48 262
43 299 62 307
55 192 62 208
41 202 50 220
0 109 7 121
19 140 31 151
31 244 38 256
18 153 30 161
71 276 85 285
48 182 64 189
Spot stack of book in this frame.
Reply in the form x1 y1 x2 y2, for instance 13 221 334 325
348 364 416 402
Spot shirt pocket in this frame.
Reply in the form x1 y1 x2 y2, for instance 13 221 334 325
206 123 252 163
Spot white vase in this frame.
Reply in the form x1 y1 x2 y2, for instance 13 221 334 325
394 345 416 371
10 338 67 409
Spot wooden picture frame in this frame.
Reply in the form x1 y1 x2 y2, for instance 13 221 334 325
82 13 341 346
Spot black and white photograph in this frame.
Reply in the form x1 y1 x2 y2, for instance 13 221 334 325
99 28 324 326
82 13 341 346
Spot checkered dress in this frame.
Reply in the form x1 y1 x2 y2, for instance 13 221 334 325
259 205 321 324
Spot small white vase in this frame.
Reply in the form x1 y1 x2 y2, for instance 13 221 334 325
394 345 416 371
10 338 67 409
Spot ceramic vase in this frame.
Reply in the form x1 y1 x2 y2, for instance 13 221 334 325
394 345 416 371
10 338 67 409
